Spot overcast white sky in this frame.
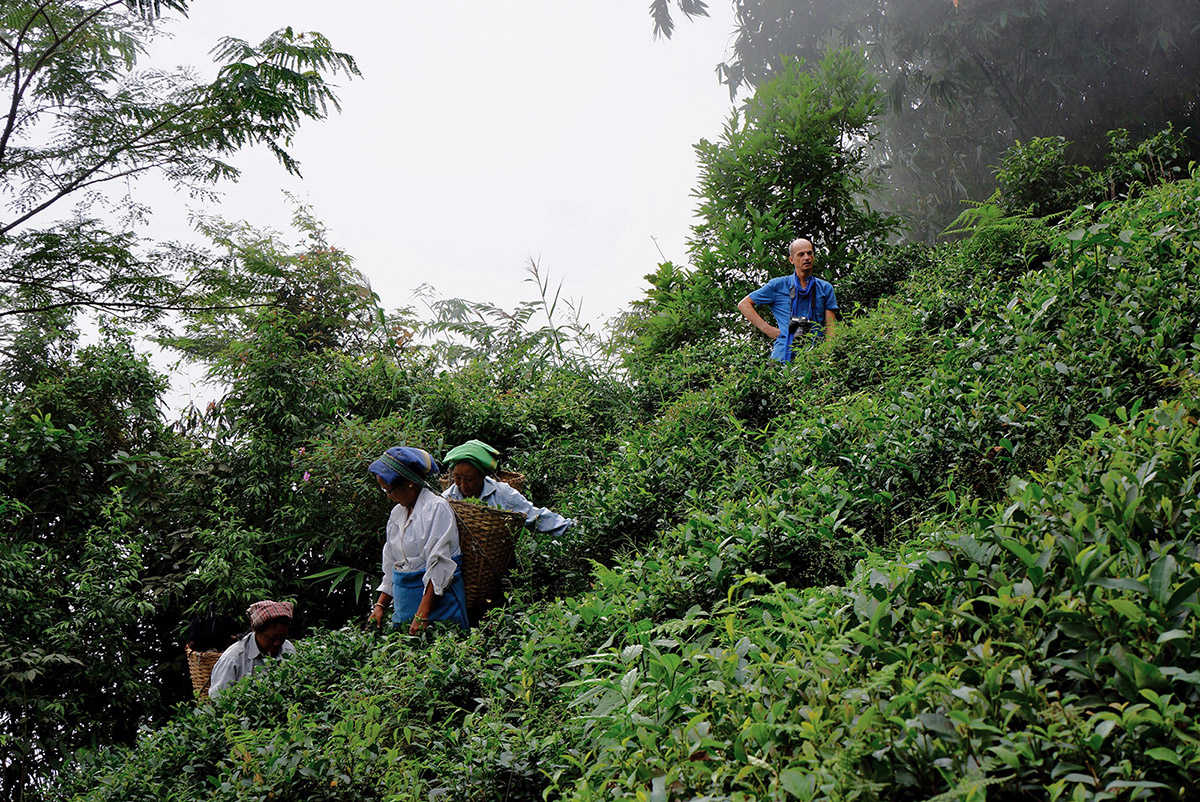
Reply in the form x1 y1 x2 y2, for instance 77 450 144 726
137 1 740 333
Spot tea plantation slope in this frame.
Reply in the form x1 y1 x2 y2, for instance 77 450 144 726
554 179 1200 613
53 394 1200 802
563 394 1200 800
52 180 1200 800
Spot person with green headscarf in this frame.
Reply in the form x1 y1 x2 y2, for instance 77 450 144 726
442 439 573 538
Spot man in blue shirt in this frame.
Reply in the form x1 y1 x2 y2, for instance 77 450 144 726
736 237 838 362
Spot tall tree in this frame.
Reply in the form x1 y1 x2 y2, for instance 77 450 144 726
653 0 1200 237
0 0 360 345
0 327 177 802
0 4 361 799
162 207 411 530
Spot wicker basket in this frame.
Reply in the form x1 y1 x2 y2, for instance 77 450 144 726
495 470 525 494
440 470 526 495
185 642 225 701
449 500 525 612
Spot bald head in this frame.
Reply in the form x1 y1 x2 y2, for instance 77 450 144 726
788 238 813 257
788 238 815 277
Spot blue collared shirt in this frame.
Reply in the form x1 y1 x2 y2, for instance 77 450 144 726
748 274 838 362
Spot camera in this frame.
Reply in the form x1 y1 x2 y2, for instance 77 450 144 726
788 316 813 336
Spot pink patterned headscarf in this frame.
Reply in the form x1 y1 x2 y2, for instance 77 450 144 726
247 600 294 630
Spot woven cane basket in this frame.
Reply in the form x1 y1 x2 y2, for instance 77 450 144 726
449 500 525 610
495 470 525 494
440 470 526 495
185 642 224 701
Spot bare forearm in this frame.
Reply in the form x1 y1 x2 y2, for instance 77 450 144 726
738 297 779 339
368 592 393 628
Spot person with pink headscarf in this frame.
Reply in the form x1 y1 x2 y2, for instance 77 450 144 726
208 600 296 698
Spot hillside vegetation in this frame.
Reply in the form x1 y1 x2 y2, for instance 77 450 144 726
47 174 1200 801
4 6 1199 801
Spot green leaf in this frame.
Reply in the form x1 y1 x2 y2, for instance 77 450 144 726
1000 539 1036 568
1156 629 1190 644
620 667 640 698
779 769 814 799
1104 780 1171 791
916 713 959 739
1089 577 1149 594
1131 655 1166 690
1165 576 1200 615
1107 598 1146 625
1149 555 1178 604
1145 747 1182 765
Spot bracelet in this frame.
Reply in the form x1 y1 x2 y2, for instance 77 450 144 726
373 602 385 611
413 615 428 622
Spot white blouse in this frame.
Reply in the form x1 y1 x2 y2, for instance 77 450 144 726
377 487 461 598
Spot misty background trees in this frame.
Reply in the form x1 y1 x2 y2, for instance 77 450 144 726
654 0 1200 238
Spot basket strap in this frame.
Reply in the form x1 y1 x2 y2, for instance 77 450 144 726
451 509 507 580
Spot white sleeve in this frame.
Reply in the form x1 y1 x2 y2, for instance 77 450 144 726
421 497 461 595
491 482 573 538
207 645 241 698
377 507 400 597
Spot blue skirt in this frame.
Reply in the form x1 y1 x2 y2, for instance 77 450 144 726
391 554 469 631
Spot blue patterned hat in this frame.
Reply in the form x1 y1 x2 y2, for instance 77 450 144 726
368 446 441 489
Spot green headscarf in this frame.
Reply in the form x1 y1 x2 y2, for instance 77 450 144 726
444 439 500 475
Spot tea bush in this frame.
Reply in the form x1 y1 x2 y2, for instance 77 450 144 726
45 176 1200 801
560 393 1200 800
835 242 940 318
996 135 1097 217
995 125 1196 218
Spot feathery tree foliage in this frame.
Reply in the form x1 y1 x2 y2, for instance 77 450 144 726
0 0 360 347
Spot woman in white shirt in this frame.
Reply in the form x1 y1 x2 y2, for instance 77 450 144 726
365 446 469 633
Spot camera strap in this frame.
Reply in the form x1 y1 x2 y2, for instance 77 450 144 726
787 276 816 319
786 276 819 362
788 276 818 322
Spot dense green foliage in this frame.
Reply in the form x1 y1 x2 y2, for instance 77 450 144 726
993 127 1194 219
0 3 363 797
620 50 897 363
38 165 1200 801
4 6 1200 800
